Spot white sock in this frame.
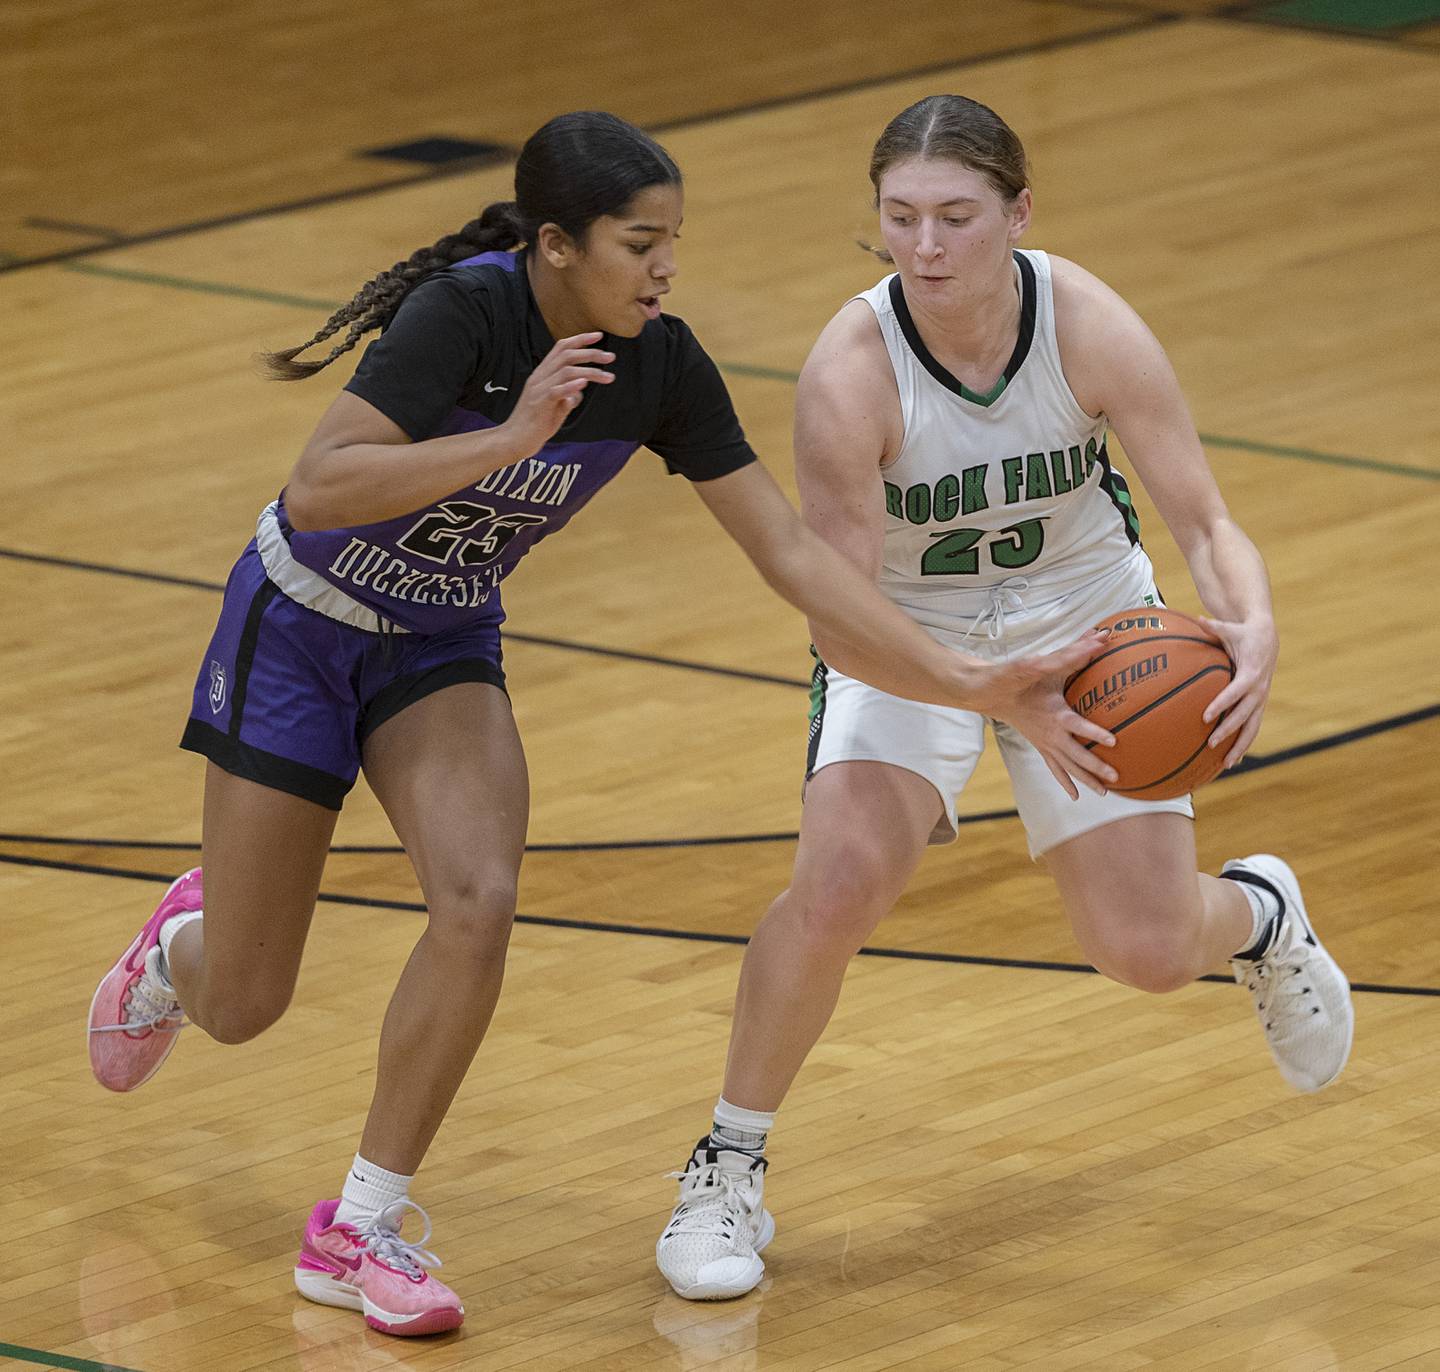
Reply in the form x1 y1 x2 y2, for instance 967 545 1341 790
155 909 203 991
334 1154 413 1228
711 1097 775 1154
1229 875 1283 959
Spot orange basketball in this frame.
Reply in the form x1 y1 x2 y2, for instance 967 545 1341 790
1063 607 1235 801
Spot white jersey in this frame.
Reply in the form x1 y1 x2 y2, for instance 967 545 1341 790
855 249 1145 642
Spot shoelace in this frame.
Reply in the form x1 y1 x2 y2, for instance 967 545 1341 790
956 576 1030 646
91 961 187 1034
1234 959 1318 1031
663 1162 754 1237
358 1199 444 1278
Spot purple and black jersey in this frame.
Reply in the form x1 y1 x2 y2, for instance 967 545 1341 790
272 250 756 635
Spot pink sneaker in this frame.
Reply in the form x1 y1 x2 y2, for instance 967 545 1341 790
293 1198 464 1336
87 868 200 1092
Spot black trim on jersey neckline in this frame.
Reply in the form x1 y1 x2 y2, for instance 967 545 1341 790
887 250 1037 408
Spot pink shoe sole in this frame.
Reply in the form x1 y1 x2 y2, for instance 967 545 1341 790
87 869 201 1092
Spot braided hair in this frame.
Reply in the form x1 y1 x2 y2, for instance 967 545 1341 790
262 112 680 381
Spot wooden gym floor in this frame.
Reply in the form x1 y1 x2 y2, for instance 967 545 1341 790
3 2 1439 1368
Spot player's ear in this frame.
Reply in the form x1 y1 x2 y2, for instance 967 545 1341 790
1007 187 1032 242
535 222 576 269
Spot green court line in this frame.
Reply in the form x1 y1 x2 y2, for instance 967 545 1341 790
1254 0 1440 29
710 359 806 383
1194 431 1440 480
0 1342 145 1372
64 261 340 311
51 259 1440 483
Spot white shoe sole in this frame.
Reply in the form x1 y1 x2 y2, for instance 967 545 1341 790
294 1266 363 1312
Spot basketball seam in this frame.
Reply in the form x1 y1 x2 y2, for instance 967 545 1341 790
1110 734 1215 794
1081 664 1232 778
1063 634 1233 692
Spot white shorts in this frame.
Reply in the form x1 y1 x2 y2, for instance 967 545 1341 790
805 552 1195 859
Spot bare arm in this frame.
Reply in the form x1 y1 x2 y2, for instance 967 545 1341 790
1054 258 1277 767
693 460 994 705
285 333 616 530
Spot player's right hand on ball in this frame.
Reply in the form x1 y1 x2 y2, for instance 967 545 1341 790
976 630 1118 800
502 332 616 454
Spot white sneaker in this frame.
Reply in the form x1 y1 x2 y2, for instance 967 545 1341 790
656 1137 774 1300
1226 854 1353 1092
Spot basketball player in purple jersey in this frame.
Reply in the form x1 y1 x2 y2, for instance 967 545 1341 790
86 112 1118 1335
657 96 1356 1302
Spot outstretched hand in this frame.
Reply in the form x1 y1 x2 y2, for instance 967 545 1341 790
974 631 1119 800
501 332 616 456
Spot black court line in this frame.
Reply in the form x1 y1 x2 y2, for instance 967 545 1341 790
3 696 1439 851
0 829 808 853
23 216 127 242
3 540 1438 839
0 697 1436 855
0 162 504 275
6 850 1435 998
5 9 1435 283
0 15 1168 277
0 666 1435 860
641 15 1175 134
0 545 805 690
6 544 1440 742
0 545 230 593
489 631 801 688
1233 703 1440 766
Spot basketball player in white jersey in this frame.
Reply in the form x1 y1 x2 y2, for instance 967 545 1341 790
656 95 1354 1301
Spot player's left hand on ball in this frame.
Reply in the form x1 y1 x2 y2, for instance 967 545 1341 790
1198 613 1278 768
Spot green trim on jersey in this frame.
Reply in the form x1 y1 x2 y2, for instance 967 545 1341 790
1097 443 1143 546
958 372 1009 407
807 648 827 725
805 648 829 779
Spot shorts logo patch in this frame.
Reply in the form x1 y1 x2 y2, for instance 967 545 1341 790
208 660 228 714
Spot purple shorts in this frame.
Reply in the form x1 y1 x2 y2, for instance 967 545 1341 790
181 542 506 809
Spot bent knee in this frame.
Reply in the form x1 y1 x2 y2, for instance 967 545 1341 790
1093 934 1203 994
199 983 293 1043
